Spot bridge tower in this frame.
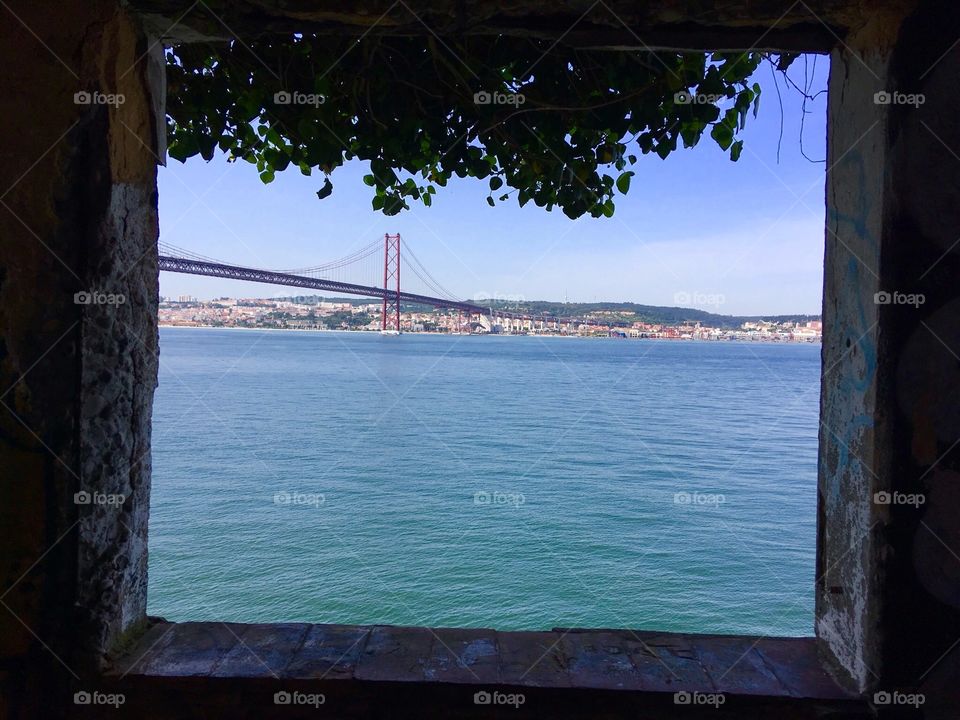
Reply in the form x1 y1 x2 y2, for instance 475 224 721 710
381 233 401 332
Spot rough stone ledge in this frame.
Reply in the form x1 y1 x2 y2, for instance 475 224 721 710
107 622 857 698
128 0 888 50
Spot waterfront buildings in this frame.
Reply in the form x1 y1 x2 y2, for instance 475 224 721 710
158 297 822 342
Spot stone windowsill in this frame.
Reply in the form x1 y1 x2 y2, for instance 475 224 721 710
109 622 858 704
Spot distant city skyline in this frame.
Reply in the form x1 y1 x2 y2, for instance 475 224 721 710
158 57 829 316
158 295 823 340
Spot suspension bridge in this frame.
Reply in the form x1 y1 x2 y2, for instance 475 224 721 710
158 234 609 332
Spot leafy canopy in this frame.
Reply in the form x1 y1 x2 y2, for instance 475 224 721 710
166 37 776 218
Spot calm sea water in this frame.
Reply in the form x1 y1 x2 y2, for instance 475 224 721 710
149 327 820 636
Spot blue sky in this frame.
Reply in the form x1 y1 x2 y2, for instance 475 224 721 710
158 55 828 316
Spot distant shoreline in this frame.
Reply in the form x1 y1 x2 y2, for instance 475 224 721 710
158 324 572 337
158 323 821 343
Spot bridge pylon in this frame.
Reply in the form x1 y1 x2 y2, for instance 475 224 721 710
381 233 401 332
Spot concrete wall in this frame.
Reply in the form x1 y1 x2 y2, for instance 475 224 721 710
816 29 893 693
817 3 960 711
0 1 161 715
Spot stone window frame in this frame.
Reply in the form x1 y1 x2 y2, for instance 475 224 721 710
8 3 940 714
96 39 876 704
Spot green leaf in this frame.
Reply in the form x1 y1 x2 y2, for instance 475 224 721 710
316 178 333 198
710 122 734 150
259 169 275 184
362 174 376 186
730 140 743 161
615 171 634 194
486 196 495 207
198 135 217 161
776 54 798 72
383 195 406 215
272 153 290 173
489 176 503 191
167 139 195 163
296 119 315 141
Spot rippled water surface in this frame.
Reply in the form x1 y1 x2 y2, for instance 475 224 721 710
149 327 820 636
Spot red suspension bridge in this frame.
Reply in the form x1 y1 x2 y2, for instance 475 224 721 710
158 234 609 331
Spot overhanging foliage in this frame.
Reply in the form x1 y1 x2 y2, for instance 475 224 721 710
166 37 786 218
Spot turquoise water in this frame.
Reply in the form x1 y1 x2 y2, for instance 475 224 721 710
149 327 820 636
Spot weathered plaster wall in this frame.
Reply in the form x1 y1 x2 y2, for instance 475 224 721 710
817 34 892 692
818 2 960 709
0 1 160 716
